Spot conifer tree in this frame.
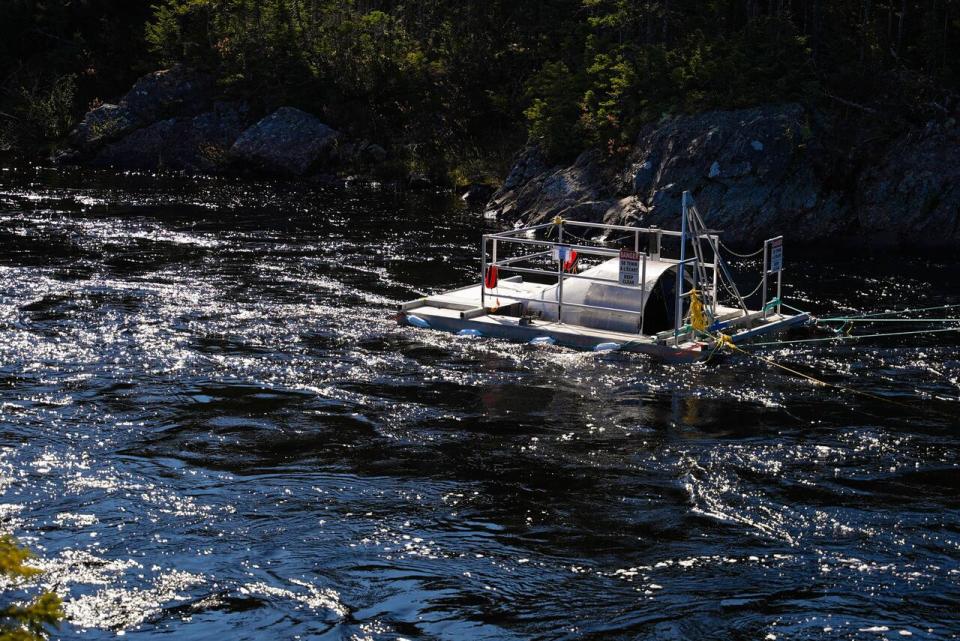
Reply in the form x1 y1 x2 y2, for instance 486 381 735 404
0 536 63 641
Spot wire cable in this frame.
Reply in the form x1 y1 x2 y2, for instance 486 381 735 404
746 326 960 347
818 303 960 322
719 239 764 258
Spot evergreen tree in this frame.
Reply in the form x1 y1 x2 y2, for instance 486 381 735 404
0 536 63 641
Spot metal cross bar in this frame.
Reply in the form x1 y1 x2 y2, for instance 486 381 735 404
481 234 622 257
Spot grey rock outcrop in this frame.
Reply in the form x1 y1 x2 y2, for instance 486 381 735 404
71 66 213 151
623 104 847 243
487 147 615 222
91 102 250 173
229 107 341 176
488 104 850 245
857 123 960 245
67 66 382 177
70 103 140 151
120 65 212 123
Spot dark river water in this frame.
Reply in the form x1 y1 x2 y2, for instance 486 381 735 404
1 165 958 640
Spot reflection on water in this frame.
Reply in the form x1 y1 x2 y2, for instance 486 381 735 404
0 165 958 640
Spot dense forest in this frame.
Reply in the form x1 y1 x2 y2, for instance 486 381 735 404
2 1 958 180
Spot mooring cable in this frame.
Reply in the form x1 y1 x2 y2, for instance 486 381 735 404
746 326 960 347
820 317 960 324
718 239 764 259
818 303 960 322
705 330 959 419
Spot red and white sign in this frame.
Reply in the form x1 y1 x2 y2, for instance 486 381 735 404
619 249 641 286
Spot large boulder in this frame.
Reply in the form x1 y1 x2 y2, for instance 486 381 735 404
623 104 847 243
119 64 213 124
70 103 140 151
229 107 341 176
70 66 213 151
91 102 250 173
488 104 850 246
857 122 960 246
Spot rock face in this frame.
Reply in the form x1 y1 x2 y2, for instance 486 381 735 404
71 66 213 151
69 65 249 174
91 102 249 173
67 68 385 177
229 107 341 176
622 104 848 243
487 147 617 224
857 123 960 245
70 103 140 151
489 104 849 245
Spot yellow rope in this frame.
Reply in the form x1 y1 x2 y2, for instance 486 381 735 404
715 336 955 418
689 289 708 333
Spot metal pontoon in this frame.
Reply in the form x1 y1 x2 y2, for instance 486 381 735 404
398 191 810 362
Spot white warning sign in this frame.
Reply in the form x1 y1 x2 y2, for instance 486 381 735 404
619 249 641 286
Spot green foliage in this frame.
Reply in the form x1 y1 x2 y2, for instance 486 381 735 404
526 4 821 160
524 62 586 160
2 0 960 169
0 536 63 641
0 74 78 153
0 0 154 154
17 75 78 141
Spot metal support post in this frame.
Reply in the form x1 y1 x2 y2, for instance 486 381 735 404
675 193 689 345
480 236 487 309
639 253 647 333
711 235 719 317
557 221 564 323
776 263 783 316
761 239 769 320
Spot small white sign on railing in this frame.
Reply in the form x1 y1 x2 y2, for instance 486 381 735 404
619 249 641 286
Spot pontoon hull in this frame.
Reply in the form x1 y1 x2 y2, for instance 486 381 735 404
397 280 810 362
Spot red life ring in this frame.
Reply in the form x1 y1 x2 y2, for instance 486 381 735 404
484 265 499 289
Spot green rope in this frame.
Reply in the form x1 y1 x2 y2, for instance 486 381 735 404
820 317 960 324
818 303 960 322
747 326 960 347
762 297 781 312
781 302 810 315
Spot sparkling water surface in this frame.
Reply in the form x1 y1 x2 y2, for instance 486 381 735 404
0 166 958 640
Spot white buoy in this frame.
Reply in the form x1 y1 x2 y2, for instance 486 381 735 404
406 315 430 329
593 342 621 352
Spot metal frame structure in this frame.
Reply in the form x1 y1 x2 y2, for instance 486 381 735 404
399 191 806 359
479 215 722 342
476 191 787 345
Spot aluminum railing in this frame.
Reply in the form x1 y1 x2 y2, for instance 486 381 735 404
479 219 722 340
673 257 699 345
480 228 650 330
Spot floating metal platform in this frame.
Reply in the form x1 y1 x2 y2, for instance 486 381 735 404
399 192 811 362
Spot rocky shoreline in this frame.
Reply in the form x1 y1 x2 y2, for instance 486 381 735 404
61 66 387 181
487 105 960 247
57 66 960 248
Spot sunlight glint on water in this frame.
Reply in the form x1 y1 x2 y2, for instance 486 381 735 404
0 166 958 640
